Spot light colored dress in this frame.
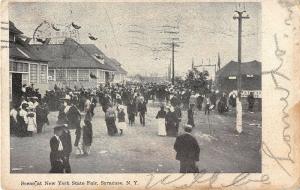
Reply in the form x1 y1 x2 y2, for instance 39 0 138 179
236 98 242 133
158 118 166 136
118 122 127 130
27 111 37 132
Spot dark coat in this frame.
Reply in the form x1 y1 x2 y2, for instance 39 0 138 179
36 105 49 126
165 111 178 137
57 105 68 125
49 136 64 173
174 133 200 161
16 112 27 137
127 102 136 114
83 122 93 146
187 108 195 127
67 105 81 123
60 130 72 155
174 107 182 122
118 111 126 122
156 110 166 119
138 102 147 113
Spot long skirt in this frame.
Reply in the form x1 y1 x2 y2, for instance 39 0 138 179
118 122 127 130
157 118 166 136
27 116 37 133
106 118 118 136
166 123 178 137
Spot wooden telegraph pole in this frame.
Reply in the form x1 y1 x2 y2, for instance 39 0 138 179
172 41 175 85
233 10 249 92
233 8 249 133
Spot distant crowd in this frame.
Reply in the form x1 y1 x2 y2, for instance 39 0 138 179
10 82 258 173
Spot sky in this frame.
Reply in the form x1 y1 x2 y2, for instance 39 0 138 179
9 2 261 78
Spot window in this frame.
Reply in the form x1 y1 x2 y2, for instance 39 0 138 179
22 73 29 85
78 70 89 81
30 64 38 83
9 62 28 72
56 69 66 81
67 70 77 81
40 65 47 83
48 69 55 81
98 70 105 82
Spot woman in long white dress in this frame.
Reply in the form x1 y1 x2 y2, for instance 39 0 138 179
156 105 167 136
236 93 243 133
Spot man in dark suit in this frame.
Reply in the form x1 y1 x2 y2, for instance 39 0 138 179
49 126 64 173
138 100 147 126
174 124 200 173
60 125 72 173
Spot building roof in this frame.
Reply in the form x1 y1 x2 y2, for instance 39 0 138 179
9 23 47 63
9 21 23 35
216 60 261 78
107 58 127 75
31 38 116 71
81 44 127 74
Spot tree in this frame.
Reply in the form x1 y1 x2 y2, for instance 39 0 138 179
184 68 210 94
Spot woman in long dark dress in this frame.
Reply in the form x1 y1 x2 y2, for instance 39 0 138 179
83 118 93 155
105 104 118 136
187 104 195 128
165 106 178 137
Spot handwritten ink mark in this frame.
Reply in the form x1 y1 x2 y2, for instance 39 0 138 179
262 142 291 177
221 173 270 187
145 173 185 189
261 34 294 177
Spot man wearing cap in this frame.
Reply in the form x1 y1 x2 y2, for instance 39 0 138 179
174 124 200 173
49 126 64 173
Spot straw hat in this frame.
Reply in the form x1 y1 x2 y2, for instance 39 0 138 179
184 124 193 129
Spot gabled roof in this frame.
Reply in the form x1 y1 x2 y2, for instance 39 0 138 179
9 34 48 62
31 38 116 71
82 44 127 74
216 60 261 78
109 58 127 74
9 21 23 35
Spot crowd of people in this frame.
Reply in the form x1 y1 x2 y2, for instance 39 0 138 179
10 82 259 173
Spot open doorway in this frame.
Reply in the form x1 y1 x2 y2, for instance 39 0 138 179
12 73 22 106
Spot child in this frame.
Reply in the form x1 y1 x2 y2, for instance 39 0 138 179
117 105 126 135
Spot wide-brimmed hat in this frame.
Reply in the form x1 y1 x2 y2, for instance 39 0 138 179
184 124 193 129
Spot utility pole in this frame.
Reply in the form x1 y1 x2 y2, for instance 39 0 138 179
172 41 175 85
168 59 172 82
162 41 180 84
233 8 249 134
233 10 249 93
